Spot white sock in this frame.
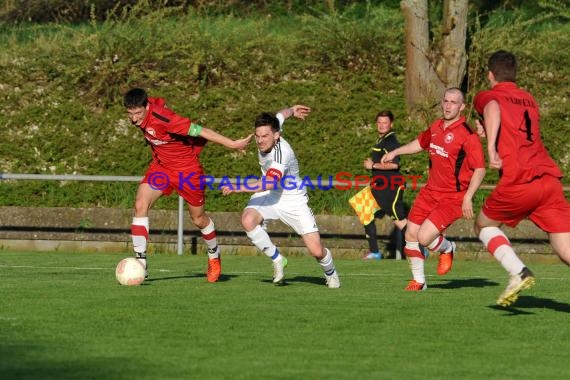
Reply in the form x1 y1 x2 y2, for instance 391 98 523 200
479 227 525 276
427 235 453 253
246 225 278 260
318 248 336 276
200 218 219 258
131 217 149 268
405 241 425 283
409 257 426 284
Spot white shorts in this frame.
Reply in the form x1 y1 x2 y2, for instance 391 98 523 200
246 191 319 235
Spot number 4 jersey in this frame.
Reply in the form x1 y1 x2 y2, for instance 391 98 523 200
474 82 563 186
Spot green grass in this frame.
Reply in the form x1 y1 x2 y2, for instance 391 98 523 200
1 251 569 379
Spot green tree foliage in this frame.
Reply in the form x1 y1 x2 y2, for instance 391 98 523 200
0 0 403 23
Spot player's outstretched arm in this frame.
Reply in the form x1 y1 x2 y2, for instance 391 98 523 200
199 127 253 150
381 139 422 164
221 177 278 196
277 105 311 121
475 119 486 138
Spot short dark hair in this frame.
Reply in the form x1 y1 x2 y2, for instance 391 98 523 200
254 112 280 132
375 110 394 122
445 87 465 103
488 50 517 83
123 88 148 108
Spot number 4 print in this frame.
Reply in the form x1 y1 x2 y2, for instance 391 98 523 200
519 110 534 142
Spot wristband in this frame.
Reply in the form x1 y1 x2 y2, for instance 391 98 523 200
188 122 202 137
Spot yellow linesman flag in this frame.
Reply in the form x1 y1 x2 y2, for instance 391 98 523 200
348 186 381 225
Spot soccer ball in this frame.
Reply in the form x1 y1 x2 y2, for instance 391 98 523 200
115 257 146 286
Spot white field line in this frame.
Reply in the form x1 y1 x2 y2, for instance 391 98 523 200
0 264 568 280
0 264 171 273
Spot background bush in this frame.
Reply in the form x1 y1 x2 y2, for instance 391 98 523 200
0 1 568 213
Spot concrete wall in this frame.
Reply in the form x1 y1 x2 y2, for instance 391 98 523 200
0 206 555 261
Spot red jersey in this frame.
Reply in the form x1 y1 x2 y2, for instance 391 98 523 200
417 116 485 193
474 82 562 186
138 97 207 170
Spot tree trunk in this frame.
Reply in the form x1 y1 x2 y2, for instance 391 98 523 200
400 0 468 117
438 0 468 88
401 0 439 112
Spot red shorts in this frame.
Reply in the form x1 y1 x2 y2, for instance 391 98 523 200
142 162 205 207
408 187 464 232
482 175 570 233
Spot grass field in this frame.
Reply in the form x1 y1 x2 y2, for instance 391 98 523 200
1 251 569 380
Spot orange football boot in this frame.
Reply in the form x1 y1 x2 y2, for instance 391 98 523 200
437 242 456 275
404 280 427 291
207 257 221 283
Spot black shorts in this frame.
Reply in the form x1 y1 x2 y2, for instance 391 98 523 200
370 184 406 221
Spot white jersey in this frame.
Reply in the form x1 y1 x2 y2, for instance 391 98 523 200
247 112 318 235
257 136 305 197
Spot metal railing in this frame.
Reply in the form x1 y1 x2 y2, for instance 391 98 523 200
0 173 192 252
